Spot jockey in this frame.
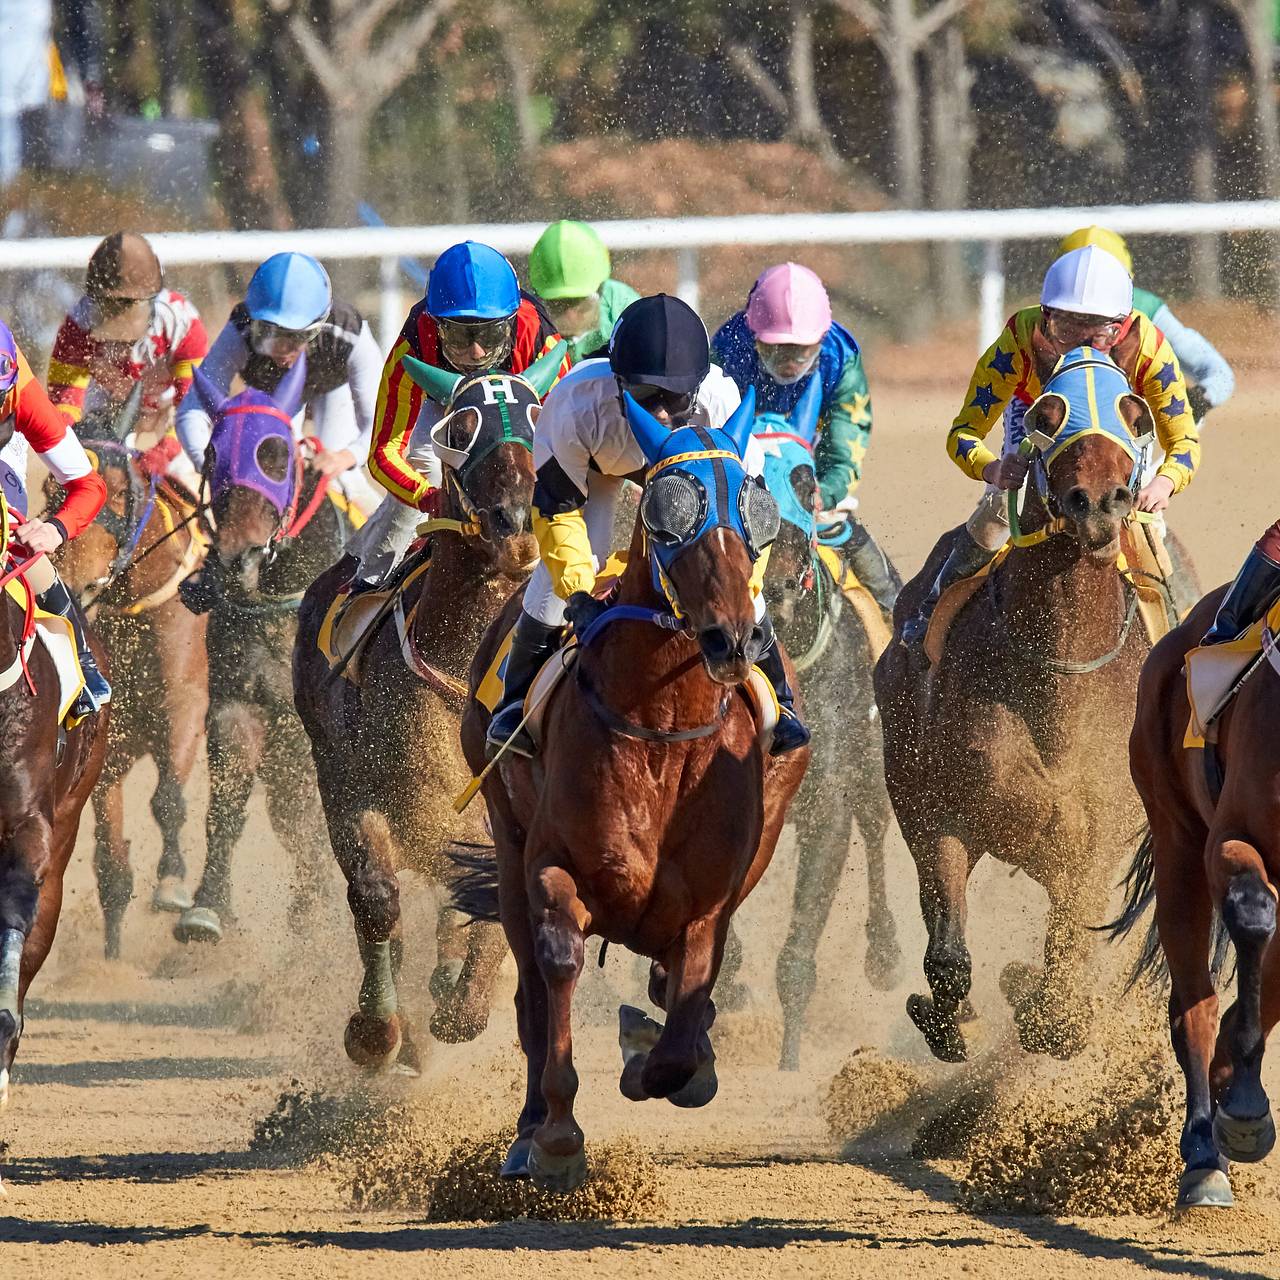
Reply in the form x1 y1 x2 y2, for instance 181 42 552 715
351 239 570 587
528 220 640 361
0 320 110 716
47 231 209 480
711 262 896 620
1060 226 1234 422
486 293 810 759
175 252 382 501
901 245 1201 645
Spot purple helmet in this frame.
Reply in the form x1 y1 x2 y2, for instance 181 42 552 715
0 321 18 400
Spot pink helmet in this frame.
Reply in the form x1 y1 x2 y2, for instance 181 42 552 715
745 262 832 345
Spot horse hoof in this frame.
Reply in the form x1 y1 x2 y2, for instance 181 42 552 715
528 1138 587 1194
429 1002 489 1044
173 907 223 945
668 1056 718 1109
344 1012 402 1069
1214 1105 1276 1164
906 994 966 1063
864 943 902 993
428 959 464 1002
152 878 193 913
999 961 1040 1008
618 1004 662 1067
1177 1166 1234 1208
500 1136 533 1179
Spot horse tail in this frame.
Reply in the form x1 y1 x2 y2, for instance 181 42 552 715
447 842 501 924
1098 823 1166 990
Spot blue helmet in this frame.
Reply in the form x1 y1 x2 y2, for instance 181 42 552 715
0 320 17 399
427 241 520 320
245 253 332 330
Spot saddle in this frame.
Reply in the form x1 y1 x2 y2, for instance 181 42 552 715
1183 596 1280 749
923 534 1171 669
0 576 86 726
814 544 891 661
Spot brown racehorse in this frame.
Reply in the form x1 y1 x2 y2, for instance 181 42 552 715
456 389 807 1192
875 358 1154 1064
1109 586 1280 1208
294 356 561 1072
52 418 208 958
0 515 109 1102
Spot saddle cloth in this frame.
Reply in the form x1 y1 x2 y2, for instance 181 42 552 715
317 559 431 685
814 545 891 660
0 578 85 725
1183 596 1280 748
923 537 1169 669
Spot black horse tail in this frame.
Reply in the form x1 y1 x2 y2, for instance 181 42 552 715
1099 823 1232 991
448 842 501 924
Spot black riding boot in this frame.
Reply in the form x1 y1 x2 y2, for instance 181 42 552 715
485 613 563 758
845 518 902 621
39 575 111 716
756 613 810 756
900 530 998 647
1201 547 1280 646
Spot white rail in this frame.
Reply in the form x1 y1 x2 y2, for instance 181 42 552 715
2 200 1273 349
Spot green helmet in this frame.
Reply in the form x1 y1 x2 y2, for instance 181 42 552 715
529 220 611 300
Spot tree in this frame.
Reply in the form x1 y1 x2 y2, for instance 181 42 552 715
286 0 460 224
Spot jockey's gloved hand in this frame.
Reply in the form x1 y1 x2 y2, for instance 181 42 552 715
1187 384 1212 425
982 451 1030 492
417 487 447 519
565 590 610 634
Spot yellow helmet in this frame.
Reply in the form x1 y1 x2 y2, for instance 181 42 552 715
1058 225 1133 276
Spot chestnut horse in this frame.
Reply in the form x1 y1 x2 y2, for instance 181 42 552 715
1109 585 1280 1207
293 352 561 1072
875 348 1155 1063
0 492 108 1101
171 357 348 945
752 381 900 1071
458 388 807 1192
51 391 209 957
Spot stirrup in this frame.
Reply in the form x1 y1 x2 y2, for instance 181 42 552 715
486 702 534 759
770 709 811 756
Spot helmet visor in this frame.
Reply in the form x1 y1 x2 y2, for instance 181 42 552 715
88 293 157 343
250 318 324 360
1043 308 1124 349
437 317 514 372
545 294 601 341
755 339 821 383
624 381 697 422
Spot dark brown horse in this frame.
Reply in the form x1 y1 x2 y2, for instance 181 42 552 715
294 357 561 1071
876 354 1154 1064
457 390 807 1192
1109 585 1280 1207
0 532 109 1102
52 411 208 957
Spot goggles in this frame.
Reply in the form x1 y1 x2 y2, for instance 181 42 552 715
1043 309 1125 347
624 381 697 420
249 318 326 360
545 294 601 337
437 316 515 371
0 349 15 395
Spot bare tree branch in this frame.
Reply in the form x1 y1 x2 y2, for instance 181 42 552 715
914 0 976 44
726 42 791 118
344 0 410 57
288 12 348 100
826 0 887 46
370 0 460 101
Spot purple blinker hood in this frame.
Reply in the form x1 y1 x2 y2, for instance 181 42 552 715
191 355 308 515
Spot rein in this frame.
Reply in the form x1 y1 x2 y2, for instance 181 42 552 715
790 550 841 673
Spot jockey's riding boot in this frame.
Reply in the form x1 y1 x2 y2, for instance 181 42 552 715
38 576 111 716
485 613 563 759
846 518 902 621
757 613 811 756
900 531 997 647
1201 546 1280 646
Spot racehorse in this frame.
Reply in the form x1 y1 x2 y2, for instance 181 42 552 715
171 357 349 945
51 387 209 957
752 378 900 1071
293 351 563 1072
1109 585 1280 1208
457 388 808 1192
875 348 1154 1063
0 490 108 1102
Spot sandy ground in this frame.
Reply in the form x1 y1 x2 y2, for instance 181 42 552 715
4 338 1280 1278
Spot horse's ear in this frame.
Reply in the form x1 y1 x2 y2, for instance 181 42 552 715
791 374 822 446
1026 392 1067 437
523 341 568 400
402 355 462 405
272 352 308 419
721 386 757 459
789 463 818 513
623 391 669 466
190 363 229 419
1118 393 1155 438
108 378 145 442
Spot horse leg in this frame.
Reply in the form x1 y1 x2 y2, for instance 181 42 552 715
1206 840 1277 1165
527 862 588 1193
715 921 747 1012
906 834 973 1062
175 702 263 944
149 745 194 913
91 775 133 960
262 721 330 935
854 763 901 992
1155 824 1233 1208
776 782 851 1071
430 919 506 1045
430 900 466 999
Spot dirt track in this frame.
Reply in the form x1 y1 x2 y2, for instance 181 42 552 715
5 333 1280 1277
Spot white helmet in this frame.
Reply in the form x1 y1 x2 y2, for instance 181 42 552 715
1040 246 1133 318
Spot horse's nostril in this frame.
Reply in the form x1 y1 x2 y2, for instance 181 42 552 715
698 626 734 662
1065 487 1090 518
